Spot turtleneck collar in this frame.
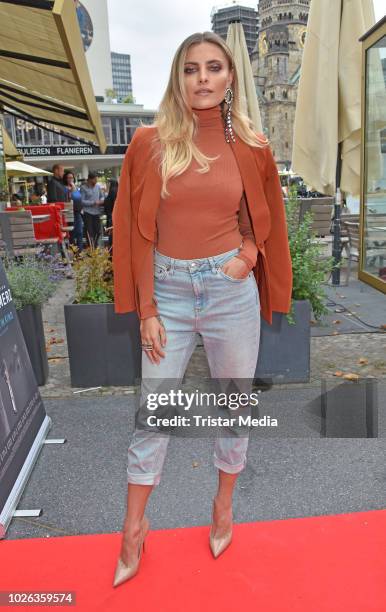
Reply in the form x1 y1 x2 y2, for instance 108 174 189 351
192 103 224 128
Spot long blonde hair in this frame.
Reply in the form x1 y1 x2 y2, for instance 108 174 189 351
141 31 269 199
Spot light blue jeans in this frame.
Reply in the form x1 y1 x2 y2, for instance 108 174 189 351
127 246 261 486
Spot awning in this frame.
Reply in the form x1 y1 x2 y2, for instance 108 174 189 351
0 0 106 153
6 160 52 177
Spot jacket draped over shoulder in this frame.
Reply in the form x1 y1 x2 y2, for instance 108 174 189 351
112 126 293 325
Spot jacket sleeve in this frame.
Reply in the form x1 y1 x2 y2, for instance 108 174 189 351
235 192 258 271
137 242 159 320
263 144 293 313
112 136 138 313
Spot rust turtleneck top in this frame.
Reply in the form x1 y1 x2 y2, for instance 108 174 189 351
138 103 258 319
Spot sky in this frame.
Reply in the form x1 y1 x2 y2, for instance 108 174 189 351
107 0 386 110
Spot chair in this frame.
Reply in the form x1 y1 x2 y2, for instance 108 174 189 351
0 211 59 259
61 203 74 234
57 204 74 267
298 198 334 237
341 220 386 284
341 221 360 284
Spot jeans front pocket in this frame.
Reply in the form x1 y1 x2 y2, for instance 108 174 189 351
217 263 251 283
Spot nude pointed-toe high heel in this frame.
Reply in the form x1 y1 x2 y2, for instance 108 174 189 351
113 515 150 587
209 523 233 558
209 500 233 559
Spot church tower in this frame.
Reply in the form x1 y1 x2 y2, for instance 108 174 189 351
251 0 310 167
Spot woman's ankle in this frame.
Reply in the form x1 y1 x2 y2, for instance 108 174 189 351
213 494 233 511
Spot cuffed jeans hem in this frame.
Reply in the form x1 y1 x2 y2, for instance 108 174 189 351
127 471 161 486
213 456 246 474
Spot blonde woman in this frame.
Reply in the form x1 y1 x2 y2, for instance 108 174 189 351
112 31 292 586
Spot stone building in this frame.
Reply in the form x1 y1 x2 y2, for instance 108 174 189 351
251 0 310 167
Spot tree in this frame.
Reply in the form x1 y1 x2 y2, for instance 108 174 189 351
105 88 117 102
123 93 135 104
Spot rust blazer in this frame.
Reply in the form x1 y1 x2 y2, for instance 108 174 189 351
112 126 293 325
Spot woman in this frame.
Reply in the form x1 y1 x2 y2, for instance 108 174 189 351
63 171 84 251
103 178 118 249
112 32 292 586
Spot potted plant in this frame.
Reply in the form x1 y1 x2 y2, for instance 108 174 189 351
3 252 60 385
255 186 336 384
64 245 141 387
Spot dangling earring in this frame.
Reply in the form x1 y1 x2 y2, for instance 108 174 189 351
224 87 235 143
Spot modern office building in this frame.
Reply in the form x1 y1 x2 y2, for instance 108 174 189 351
111 52 133 102
75 0 113 99
211 3 259 56
251 0 310 166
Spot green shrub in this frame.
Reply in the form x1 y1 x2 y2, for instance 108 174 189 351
3 254 57 310
285 186 337 324
72 245 114 304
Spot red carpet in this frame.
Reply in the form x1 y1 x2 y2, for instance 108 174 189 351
1 509 385 611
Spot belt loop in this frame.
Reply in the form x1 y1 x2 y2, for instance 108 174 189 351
208 255 217 274
169 256 175 275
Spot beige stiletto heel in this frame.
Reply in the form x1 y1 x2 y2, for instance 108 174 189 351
113 516 150 587
209 500 233 558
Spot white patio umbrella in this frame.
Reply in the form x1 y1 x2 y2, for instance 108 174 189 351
292 0 377 198
292 0 377 284
226 21 263 133
5 161 52 178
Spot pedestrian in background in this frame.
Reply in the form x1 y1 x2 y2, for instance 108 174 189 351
79 172 105 247
63 171 84 252
103 178 118 250
47 164 67 203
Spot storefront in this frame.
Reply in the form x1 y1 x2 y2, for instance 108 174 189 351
3 103 155 177
359 16 386 292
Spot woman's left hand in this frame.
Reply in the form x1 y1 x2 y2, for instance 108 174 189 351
221 257 249 279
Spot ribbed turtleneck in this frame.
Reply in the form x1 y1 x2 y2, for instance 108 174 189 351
192 103 224 129
137 100 258 319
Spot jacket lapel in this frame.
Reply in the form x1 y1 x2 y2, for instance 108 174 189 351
229 137 272 322
137 154 162 241
229 136 271 245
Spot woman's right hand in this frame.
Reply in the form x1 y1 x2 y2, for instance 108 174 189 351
140 316 167 365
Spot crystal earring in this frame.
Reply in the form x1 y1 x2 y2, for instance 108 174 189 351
224 87 235 143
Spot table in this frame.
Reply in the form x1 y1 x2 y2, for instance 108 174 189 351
31 214 51 224
6 205 64 242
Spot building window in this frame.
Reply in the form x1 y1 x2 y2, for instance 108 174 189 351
285 142 289 148
272 126 275 134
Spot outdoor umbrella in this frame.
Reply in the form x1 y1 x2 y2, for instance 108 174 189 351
226 21 263 132
5 161 52 177
292 0 376 284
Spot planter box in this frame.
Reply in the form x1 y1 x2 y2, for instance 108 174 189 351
64 303 141 387
254 300 311 384
17 304 48 386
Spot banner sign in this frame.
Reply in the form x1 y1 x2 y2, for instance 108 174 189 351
0 260 49 535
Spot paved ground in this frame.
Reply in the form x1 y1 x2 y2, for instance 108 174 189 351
5 389 386 540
